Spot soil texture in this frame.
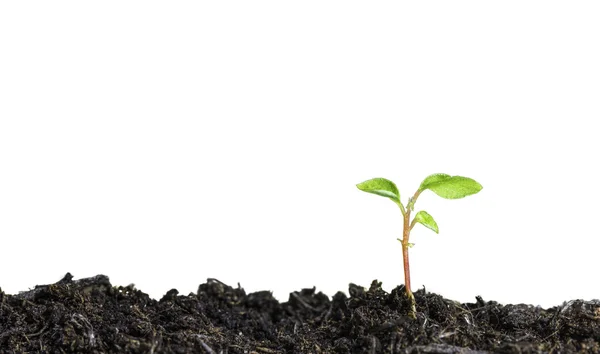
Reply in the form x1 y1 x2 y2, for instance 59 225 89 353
1 274 599 353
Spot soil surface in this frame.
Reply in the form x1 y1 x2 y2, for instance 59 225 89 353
1 274 599 353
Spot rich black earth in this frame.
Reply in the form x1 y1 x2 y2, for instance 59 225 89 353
1 274 599 353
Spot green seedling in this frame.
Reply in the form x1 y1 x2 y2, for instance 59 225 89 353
356 173 482 319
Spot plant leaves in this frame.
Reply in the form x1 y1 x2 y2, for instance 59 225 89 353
419 173 452 190
356 178 400 203
419 174 482 199
413 210 439 233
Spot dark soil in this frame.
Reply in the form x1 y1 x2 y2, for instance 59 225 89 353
1 274 599 353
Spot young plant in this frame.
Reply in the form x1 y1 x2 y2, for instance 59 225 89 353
356 173 482 318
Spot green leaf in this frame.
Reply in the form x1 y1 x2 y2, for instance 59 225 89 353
413 210 439 233
356 178 400 203
419 173 452 190
419 174 482 199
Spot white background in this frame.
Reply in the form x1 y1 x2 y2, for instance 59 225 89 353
1 2 598 309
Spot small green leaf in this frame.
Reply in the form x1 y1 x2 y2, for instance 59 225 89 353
419 174 482 199
419 173 452 190
356 178 400 203
413 210 439 234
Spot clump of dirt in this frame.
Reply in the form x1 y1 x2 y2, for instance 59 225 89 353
1 273 599 353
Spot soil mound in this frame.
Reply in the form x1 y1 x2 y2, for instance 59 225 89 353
1 274 599 353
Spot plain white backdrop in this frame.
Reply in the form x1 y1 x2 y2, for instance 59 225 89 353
1 2 599 309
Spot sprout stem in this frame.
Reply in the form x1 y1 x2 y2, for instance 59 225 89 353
395 200 406 216
401 201 417 319
400 188 424 319
409 219 417 231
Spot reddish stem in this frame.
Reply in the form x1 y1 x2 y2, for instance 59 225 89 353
402 189 422 318
402 208 412 295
